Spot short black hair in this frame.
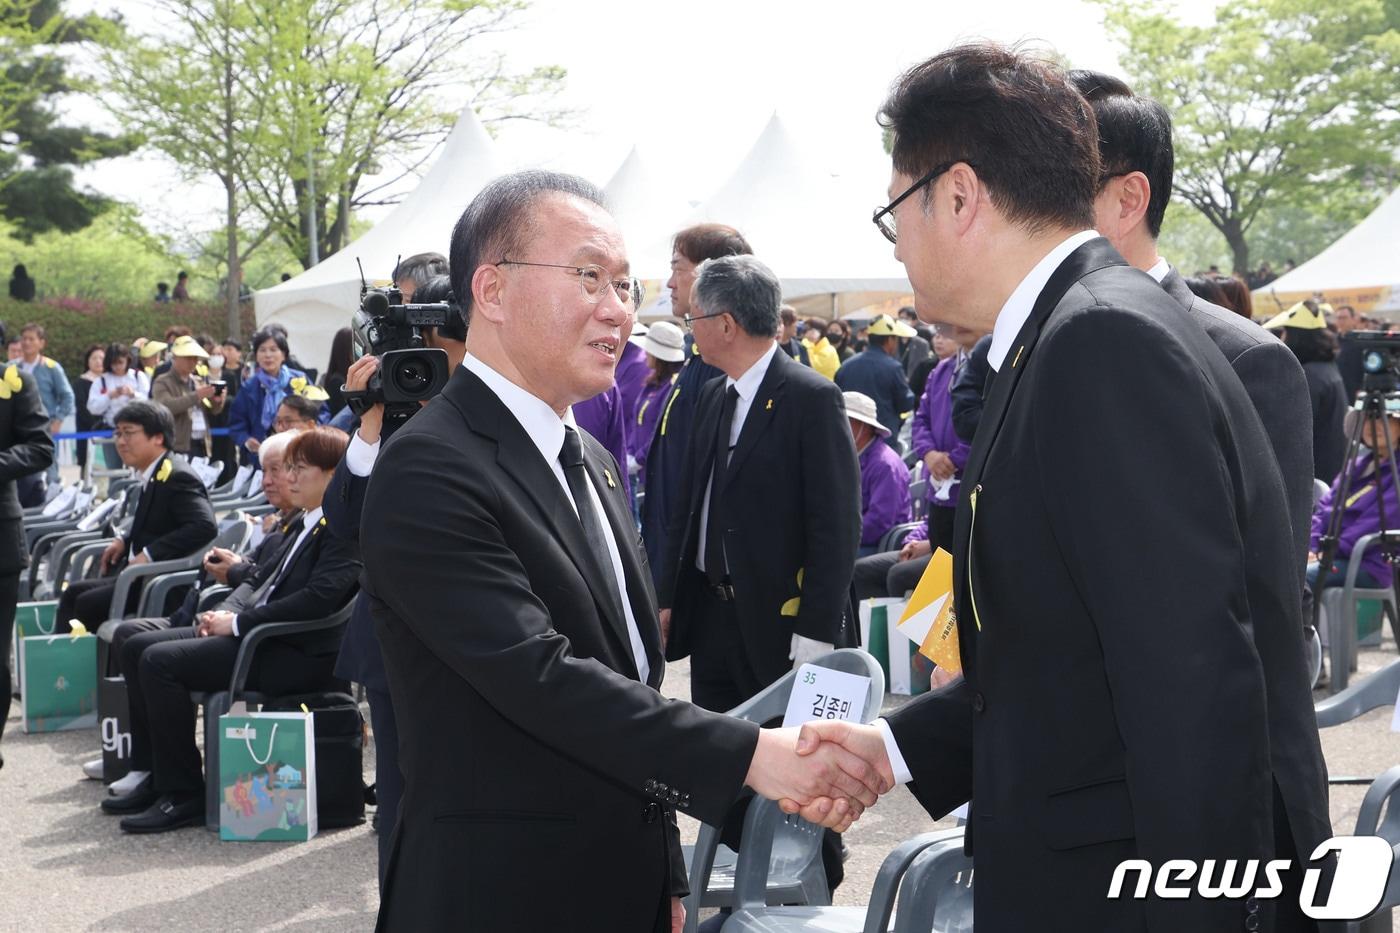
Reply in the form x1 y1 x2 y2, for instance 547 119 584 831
393 252 448 290
250 328 291 360
221 338 242 352
1068 69 1174 238
115 399 175 449
416 274 467 342
879 43 1100 232
277 394 321 423
450 170 608 327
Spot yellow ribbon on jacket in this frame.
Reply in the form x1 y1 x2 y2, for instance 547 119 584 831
0 365 22 400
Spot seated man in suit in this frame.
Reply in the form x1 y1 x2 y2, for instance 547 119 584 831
103 427 359 832
56 400 218 633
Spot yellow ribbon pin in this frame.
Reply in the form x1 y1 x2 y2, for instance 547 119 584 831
604 468 616 489
156 459 173 483
0 365 21 400
765 399 773 411
780 568 804 617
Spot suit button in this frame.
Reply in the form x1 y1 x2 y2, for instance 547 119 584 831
972 692 985 713
1244 916 1260 931
642 803 660 823
1245 897 1259 912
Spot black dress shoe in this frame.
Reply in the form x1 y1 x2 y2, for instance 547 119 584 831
120 794 204 834
101 776 158 814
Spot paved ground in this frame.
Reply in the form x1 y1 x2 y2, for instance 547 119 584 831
2 641 1397 931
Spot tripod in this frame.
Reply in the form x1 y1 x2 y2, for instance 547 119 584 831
1310 379 1400 690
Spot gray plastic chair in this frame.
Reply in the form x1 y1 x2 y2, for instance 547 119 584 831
1345 765 1400 932
682 649 886 933
721 828 968 933
1320 532 1398 694
1316 658 1400 728
877 522 923 555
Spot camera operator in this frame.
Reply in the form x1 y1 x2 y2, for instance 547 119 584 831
330 271 463 886
392 252 448 302
1310 406 1400 596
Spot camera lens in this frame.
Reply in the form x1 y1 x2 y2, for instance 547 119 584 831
1365 350 1386 375
392 356 435 399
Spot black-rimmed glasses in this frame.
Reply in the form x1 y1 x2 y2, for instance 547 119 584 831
496 259 633 305
683 310 728 330
872 160 972 244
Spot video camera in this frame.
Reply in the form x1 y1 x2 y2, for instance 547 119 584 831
1348 330 1400 395
344 280 453 435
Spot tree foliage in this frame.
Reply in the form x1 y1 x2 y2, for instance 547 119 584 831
0 0 135 237
1101 0 1400 274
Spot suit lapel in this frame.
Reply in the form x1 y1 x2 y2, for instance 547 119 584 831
724 350 788 480
130 453 164 540
954 238 1126 672
448 368 638 670
582 447 659 683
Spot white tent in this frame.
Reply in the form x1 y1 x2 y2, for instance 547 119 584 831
253 104 509 372
634 114 910 319
602 146 691 283
1252 186 1400 317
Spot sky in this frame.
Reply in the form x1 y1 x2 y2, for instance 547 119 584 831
72 0 1224 246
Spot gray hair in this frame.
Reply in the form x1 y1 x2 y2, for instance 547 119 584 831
693 255 782 339
393 252 448 291
450 170 608 323
258 430 295 465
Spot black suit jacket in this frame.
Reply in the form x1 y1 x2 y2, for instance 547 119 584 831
167 512 301 628
1161 267 1315 563
949 334 991 443
658 349 861 679
236 512 360 655
123 453 218 565
327 458 389 692
0 367 55 573
886 239 1326 932
360 366 758 932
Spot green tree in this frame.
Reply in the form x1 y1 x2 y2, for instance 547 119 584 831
0 0 134 237
1101 0 1400 274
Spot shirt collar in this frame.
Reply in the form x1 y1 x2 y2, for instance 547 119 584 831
299 506 324 533
140 453 165 488
463 353 567 466
987 229 1099 371
1146 256 1170 283
726 341 779 403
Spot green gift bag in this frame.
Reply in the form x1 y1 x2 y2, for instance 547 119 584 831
10 600 58 696
219 708 318 842
19 632 97 733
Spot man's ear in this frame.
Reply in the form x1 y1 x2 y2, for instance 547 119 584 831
471 265 507 325
1118 171 1153 234
946 163 981 233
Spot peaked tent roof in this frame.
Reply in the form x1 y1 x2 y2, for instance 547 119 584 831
634 114 909 317
1252 186 1400 316
253 104 509 371
603 146 691 279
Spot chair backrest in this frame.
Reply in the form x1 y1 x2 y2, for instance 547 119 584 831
892 835 974 933
879 521 924 554
1350 765 1400 925
1314 477 1330 506
727 648 887 727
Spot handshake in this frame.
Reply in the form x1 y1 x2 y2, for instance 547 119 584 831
744 721 894 832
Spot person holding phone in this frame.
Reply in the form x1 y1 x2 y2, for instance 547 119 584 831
151 336 224 458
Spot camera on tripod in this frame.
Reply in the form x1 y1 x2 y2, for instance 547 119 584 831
346 285 452 415
1349 330 1400 394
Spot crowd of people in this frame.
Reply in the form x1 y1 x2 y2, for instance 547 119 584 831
0 39 1394 933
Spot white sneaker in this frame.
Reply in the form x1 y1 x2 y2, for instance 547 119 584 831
108 769 150 795
81 757 103 781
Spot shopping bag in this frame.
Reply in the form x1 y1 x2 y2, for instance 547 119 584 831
218 707 318 842
99 676 134 784
19 632 97 733
858 598 929 696
10 600 58 696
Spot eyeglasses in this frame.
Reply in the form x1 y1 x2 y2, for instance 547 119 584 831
273 417 311 431
683 310 728 330
872 160 974 244
112 428 144 441
497 259 634 305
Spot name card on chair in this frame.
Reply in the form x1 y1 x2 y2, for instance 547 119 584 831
782 664 870 728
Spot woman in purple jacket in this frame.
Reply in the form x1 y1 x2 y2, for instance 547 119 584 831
1309 408 1400 592
627 321 686 472
908 337 971 551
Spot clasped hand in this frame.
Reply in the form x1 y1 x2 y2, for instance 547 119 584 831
745 721 895 832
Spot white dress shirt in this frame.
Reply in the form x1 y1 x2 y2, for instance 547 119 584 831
986 230 1099 372
1145 256 1170 283
129 454 164 561
345 431 379 477
875 228 1099 786
232 505 323 636
696 340 779 573
465 354 650 685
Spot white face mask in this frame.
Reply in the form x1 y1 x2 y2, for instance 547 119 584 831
209 354 225 371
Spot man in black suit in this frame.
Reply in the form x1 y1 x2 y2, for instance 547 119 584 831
105 427 359 832
56 400 217 633
659 255 861 711
797 45 1325 931
0 361 55 768
359 171 885 933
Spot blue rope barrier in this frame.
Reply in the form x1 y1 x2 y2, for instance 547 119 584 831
53 428 232 441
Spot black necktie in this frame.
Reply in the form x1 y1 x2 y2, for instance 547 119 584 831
560 427 625 619
257 515 307 603
704 386 740 584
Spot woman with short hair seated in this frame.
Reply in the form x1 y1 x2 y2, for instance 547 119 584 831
1308 407 1400 597
102 427 359 833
